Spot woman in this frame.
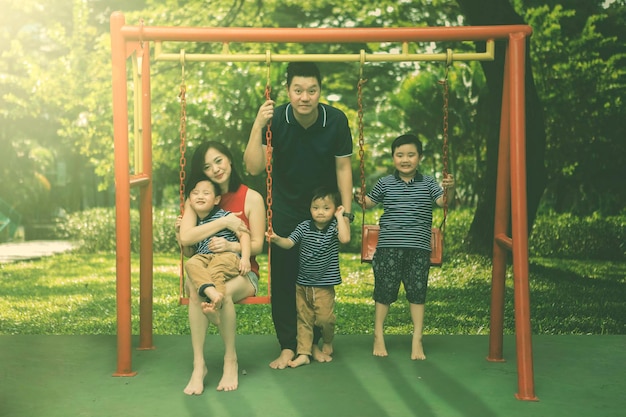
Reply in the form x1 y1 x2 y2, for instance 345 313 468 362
178 141 265 394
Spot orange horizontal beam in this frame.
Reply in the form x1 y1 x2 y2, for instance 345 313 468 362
495 233 513 251
114 17 530 43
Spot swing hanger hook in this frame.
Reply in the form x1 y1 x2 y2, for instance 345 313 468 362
359 49 366 78
444 48 453 79
179 49 186 81
265 50 272 79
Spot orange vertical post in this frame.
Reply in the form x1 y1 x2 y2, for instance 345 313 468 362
488 45 511 362
508 33 536 401
138 42 155 351
110 12 136 377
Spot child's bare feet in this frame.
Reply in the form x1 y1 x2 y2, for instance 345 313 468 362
204 287 224 310
217 357 238 391
322 342 334 356
201 301 221 325
288 354 311 368
411 336 426 360
312 345 333 362
269 349 295 369
183 365 208 395
373 334 388 357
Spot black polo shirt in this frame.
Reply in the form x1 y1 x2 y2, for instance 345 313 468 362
367 172 443 251
263 103 352 235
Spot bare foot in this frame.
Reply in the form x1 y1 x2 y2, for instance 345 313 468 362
373 334 388 357
312 345 333 363
217 358 238 391
183 365 208 395
201 301 221 325
322 342 333 356
269 349 295 370
411 337 426 360
204 287 224 310
288 354 311 368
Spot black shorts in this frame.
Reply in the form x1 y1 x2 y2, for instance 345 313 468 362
372 247 431 305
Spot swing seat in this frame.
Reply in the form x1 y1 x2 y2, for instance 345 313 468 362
360 225 443 266
179 294 271 306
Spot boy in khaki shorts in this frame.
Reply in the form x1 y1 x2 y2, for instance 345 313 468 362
177 174 250 318
266 186 350 367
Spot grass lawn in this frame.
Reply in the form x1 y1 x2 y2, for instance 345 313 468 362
0 252 624 336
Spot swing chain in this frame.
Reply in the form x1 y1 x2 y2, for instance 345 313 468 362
178 73 187 215
178 58 188 303
357 51 368 223
264 57 273 282
438 50 452 223
264 65 273 234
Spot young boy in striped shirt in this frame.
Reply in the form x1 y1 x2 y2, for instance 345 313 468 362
177 174 251 320
266 186 351 367
355 134 455 360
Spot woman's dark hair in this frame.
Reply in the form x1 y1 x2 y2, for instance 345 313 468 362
184 172 221 199
189 141 242 193
391 134 423 156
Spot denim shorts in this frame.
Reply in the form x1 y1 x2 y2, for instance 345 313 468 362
246 271 259 296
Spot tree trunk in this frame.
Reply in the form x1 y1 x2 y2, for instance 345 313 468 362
456 0 547 255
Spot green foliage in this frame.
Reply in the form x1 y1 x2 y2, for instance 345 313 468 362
56 206 180 253
524 3 626 215
56 206 625 262
529 211 625 260
4 0 625 248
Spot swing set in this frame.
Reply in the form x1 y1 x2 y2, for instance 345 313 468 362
357 52 451 266
176 58 274 306
110 12 536 400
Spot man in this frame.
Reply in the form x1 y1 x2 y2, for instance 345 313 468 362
244 62 353 369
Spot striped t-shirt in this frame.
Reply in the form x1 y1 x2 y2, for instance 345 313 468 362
367 172 443 251
287 218 342 287
195 208 240 255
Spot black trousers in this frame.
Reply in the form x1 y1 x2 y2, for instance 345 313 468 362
270 242 321 352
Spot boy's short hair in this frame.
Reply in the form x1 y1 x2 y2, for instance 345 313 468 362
391 134 423 156
286 62 322 90
185 173 220 199
311 186 340 207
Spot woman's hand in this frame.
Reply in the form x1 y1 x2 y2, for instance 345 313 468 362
222 212 250 235
175 215 183 233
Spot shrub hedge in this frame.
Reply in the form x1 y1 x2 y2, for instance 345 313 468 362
56 207 625 261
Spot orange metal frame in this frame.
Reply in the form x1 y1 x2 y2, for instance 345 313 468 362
110 12 536 400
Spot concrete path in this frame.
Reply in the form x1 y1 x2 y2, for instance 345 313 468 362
0 240 77 263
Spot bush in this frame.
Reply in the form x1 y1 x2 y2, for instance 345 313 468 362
529 211 625 261
56 207 180 253
56 206 625 260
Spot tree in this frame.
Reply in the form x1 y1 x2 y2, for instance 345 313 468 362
523 2 626 215
454 0 548 254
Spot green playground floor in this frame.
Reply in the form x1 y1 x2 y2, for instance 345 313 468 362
1 334 624 417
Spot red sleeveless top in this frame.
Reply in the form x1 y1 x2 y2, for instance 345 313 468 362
219 185 260 278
